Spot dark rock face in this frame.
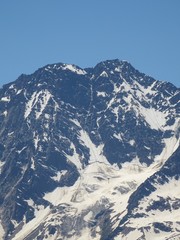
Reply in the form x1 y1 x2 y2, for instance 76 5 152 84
0 59 179 239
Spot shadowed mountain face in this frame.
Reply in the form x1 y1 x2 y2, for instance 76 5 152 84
0 59 179 240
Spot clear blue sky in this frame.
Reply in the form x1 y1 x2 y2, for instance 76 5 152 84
0 0 179 87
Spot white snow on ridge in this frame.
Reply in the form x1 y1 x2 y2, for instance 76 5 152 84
16 89 22 95
100 71 108 77
33 133 40 150
13 207 50 240
31 157 35 170
153 135 179 169
114 66 122 72
153 178 180 199
35 90 51 119
24 90 52 119
62 64 87 75
24 92 38 119
138 106 167 130
79 129 108 164
134 80 156 96
45 63 87 75
123 178 180 240
113 132 123 141
69 118 81 128
66 142 83 171
9 84 15 89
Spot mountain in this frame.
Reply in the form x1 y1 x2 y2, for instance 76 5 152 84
0 59 179 240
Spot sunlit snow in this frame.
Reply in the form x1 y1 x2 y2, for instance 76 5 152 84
24 90 52 119
62 64 87 75
0 221 5 240
0 96 10 102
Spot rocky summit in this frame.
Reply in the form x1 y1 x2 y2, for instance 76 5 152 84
0 59 179 240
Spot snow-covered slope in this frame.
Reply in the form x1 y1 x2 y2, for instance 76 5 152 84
113 147 180 240
0 59 179 240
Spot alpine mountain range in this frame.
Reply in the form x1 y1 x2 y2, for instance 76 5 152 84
0 59 179 240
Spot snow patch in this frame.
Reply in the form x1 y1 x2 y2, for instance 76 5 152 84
100 71 108 77
8 131 14 136
17 146 27 154
138 106 167 130
34 133 40 150
62 64 87 75
153 178 180 199
11 220 19 228
31 157 35 170
79 130 108 164
112 106 119 122
16 89 22 95
24 92 37 119
114 229 142 240
13 206 50 240
35 90 51 119
26 198 35 207
2 110 8 116
128 178 180 230
24 90 52 119
9 84 15 89
114 66 121 72
129 139 135 146
0 221 5 240
84 211 93 222
0 161 5 173
66 142 82 170
70 118 81 128
134 80 156 96
1 96 10 102
153 135 179 169
97 91 107 97
113 133 123 141
51 170 67 182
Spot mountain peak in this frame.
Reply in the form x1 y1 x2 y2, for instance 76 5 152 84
93 58 131 71
42 62 87 76
0 59 179 240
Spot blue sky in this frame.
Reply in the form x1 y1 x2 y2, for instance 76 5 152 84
0 0 179 87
